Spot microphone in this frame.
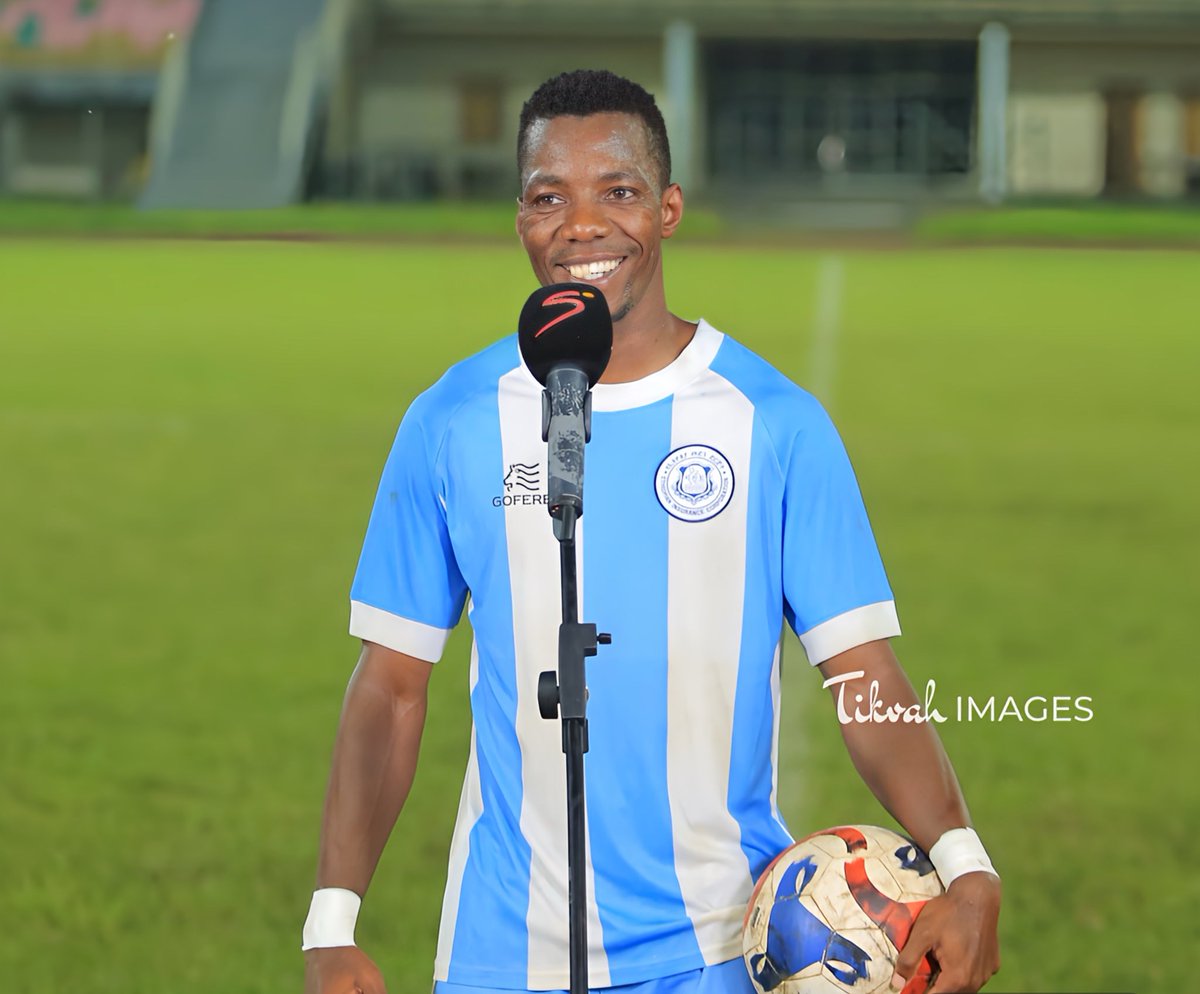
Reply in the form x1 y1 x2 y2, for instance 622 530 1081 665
517 283 612 537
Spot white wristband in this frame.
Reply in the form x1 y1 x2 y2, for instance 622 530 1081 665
301 887 362 950
928 827 999 889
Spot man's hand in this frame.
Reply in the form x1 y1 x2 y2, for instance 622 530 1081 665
893 871 1001 993
304 946 387 994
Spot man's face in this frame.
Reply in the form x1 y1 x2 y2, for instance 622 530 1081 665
516 112 682 324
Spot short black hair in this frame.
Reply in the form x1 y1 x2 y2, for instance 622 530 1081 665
518 69 672 191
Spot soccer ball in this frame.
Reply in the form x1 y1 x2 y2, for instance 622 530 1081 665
742 826 944 994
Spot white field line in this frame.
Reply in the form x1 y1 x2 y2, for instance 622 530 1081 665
808 255 845 409
776 256 846 838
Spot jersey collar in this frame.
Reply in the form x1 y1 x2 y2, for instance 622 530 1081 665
515 319 723 413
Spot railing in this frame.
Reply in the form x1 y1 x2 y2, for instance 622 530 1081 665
278 0 355 202
144 30 190 184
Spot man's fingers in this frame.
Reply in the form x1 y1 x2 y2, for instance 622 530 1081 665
922 933 981 993
892 917 936 990
886 953 934 994
927 967 972 993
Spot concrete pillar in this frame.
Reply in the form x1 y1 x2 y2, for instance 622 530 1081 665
663 19 698 191
325 5 363 166
977 21 1010 204
83 106 105 199
1140 92 1186 197
0 107 22 194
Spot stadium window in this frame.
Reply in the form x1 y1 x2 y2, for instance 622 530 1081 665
22 106 85 167
460 79 503 146
705 40 975 184
1104 90 1144 196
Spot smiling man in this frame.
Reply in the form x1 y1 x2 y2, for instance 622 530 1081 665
515 82 691 385
302 70 1001 994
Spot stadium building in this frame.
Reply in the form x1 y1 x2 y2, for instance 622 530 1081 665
1 0 1198 206
0 0 200 198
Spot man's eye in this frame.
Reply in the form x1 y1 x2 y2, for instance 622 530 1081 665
609 187 636 200
531 193 562 206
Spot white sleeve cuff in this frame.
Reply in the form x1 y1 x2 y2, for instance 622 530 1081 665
349 600 451 662
798 600 901 665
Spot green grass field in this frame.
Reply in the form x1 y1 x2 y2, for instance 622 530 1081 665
0 236 1196 993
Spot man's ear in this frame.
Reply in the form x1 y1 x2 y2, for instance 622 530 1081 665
661 183 684 240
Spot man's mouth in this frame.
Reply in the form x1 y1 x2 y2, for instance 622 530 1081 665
560 257 625 283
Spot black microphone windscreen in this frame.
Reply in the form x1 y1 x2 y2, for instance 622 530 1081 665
517 282 613 387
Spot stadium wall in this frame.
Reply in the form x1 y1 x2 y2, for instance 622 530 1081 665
1008 41 1200 197
0 0 199 198
328 3 1200 204
321 31 665 199
3 0 1199 204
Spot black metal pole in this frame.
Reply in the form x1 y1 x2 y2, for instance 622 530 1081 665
533 502 607 994
558 504 588 994
536 378 608 994
565 716 588 994
560 532 578 626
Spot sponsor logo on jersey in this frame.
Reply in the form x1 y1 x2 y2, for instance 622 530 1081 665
493 462 548 507
654 445 735 522
504 462 540 492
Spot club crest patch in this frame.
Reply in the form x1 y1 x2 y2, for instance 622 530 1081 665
654 445 735 522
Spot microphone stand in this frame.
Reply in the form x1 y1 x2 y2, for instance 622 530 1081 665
535 369 609 994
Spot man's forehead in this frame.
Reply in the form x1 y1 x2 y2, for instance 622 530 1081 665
524 112 652 167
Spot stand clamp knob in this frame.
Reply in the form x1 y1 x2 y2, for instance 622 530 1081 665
538 670 560 720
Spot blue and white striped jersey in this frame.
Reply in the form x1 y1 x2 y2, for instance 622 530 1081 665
349 320 900 990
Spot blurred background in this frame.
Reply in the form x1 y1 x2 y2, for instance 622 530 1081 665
0 2 1197 994
1 0 1199 216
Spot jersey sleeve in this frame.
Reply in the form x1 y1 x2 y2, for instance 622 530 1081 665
782 402 900 665
348 398 468 662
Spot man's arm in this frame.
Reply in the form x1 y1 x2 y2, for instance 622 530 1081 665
304 640 434 994
817 639 1001 994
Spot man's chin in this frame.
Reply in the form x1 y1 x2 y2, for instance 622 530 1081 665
605 285 637 324
610 301 634 323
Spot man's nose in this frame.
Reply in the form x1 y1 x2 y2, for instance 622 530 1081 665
560 198 611 240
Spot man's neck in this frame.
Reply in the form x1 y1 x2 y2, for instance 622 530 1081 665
600 308 697 384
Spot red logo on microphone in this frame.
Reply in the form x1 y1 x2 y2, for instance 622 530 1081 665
536 289 594 337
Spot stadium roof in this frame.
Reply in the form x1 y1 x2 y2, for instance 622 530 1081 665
374 0 1200 35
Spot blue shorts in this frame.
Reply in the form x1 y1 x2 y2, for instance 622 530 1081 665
433 958 755 994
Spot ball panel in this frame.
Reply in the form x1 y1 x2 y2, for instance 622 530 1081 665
810 865 874 935
833 927 896 994
862 854 906 899
795 832 858 860
745 892 841 991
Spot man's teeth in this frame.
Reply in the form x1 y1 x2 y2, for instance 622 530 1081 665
567 259 621 280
